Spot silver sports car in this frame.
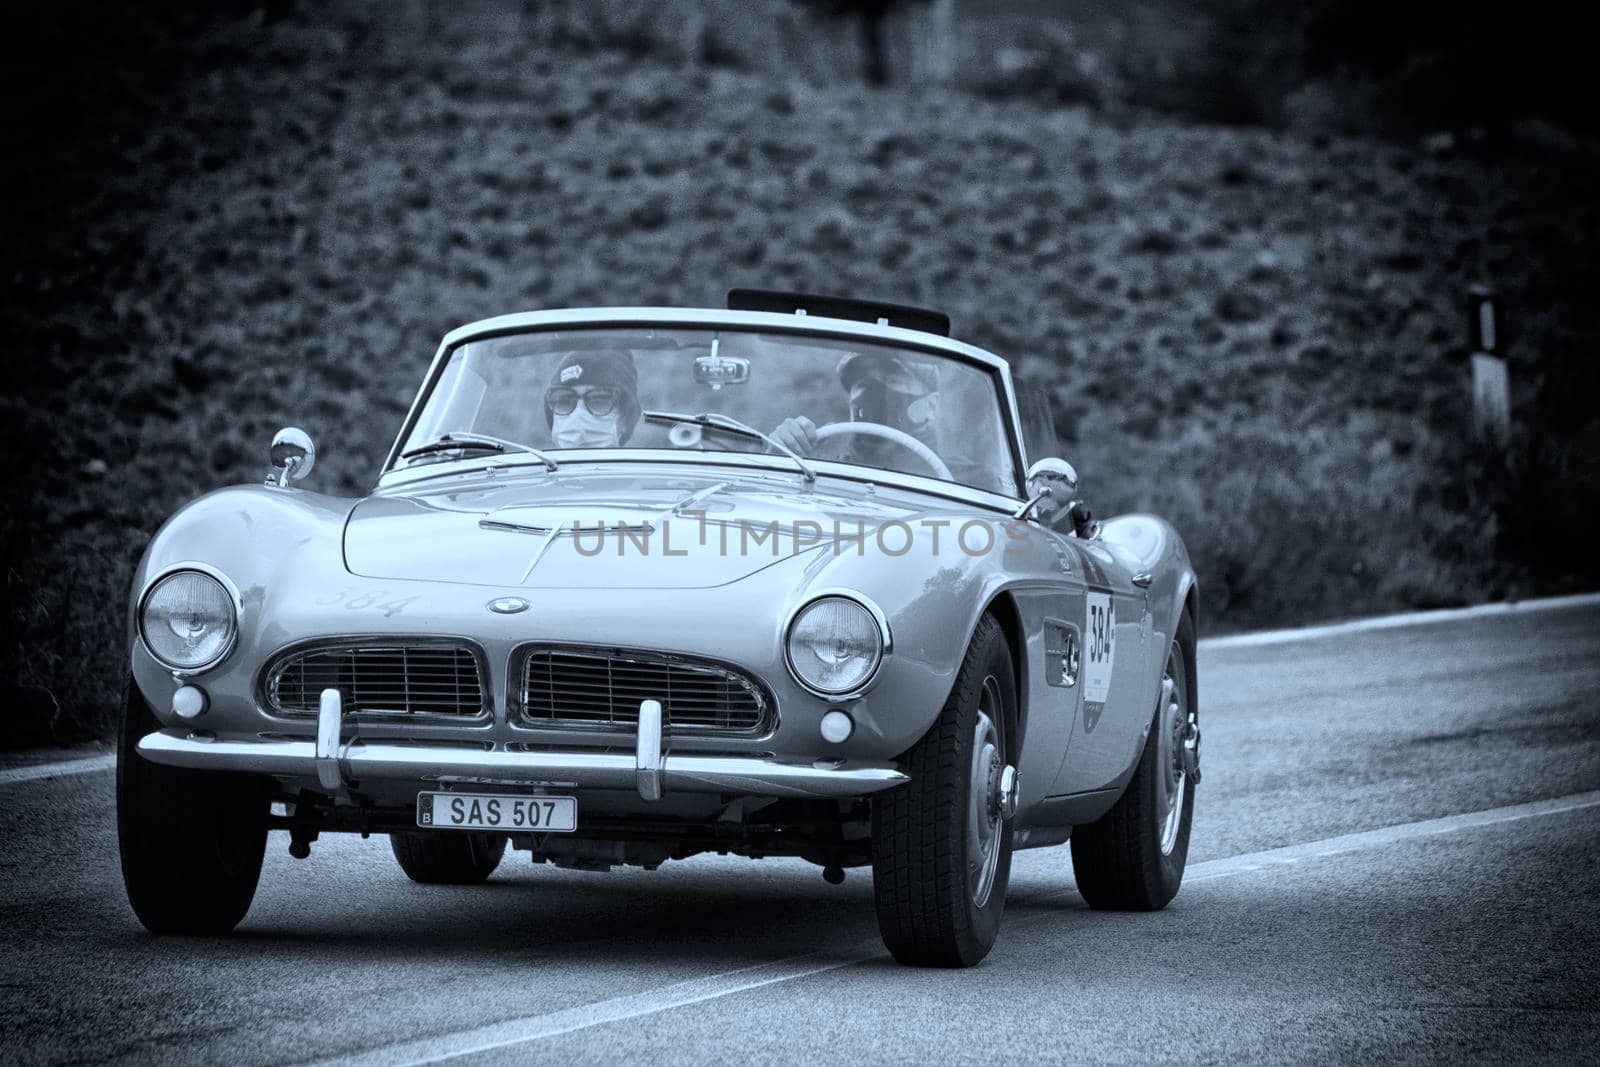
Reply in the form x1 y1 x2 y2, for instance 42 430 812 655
120 290 1200 967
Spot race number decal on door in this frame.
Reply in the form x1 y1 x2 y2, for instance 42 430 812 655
1084 592 1116 704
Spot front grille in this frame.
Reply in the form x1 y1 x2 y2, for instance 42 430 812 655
265 642 488 718
518 646 772 736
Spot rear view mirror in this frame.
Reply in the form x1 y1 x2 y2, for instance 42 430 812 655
693 353 750 390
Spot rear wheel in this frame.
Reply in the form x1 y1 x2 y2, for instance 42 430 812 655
1070 616 1198 909
390 831 507 884
872 614 1017 967
117 677 269 934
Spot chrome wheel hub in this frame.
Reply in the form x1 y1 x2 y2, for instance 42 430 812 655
1154 648 1192 857
967 676 1008 908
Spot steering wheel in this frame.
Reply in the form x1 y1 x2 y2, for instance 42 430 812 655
812 422 952 481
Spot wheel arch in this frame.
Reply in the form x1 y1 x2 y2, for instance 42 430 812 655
979 590 1027 764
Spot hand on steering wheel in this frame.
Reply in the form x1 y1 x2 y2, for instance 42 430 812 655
811 422 952 480
768 417 952 480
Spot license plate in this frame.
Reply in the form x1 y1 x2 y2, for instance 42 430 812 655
416 791 576 833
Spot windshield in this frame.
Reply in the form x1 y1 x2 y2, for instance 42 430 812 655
396 326 1021 497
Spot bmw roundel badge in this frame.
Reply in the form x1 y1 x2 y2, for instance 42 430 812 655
488 596 529 614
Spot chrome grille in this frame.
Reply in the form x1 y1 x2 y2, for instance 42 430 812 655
519 646 771 735
266 643 487 718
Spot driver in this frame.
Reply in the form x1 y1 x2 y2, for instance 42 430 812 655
543 350 641 449
770 351 940 469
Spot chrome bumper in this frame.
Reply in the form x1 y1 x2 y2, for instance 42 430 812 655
135 731 909 800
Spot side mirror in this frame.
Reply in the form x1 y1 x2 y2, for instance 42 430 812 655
268 426 316 487
1015 457 1077 528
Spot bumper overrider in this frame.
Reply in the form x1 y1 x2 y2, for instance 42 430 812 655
137 690 908 801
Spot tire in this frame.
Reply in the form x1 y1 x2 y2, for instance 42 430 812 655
390 831 507 884
1070 614 1198 910
872 614 1017 967
117 676 269 934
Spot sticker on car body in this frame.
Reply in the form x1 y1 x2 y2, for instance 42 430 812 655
1084 591 1115 704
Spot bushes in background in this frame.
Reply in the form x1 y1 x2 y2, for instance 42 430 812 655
1 3 1595 743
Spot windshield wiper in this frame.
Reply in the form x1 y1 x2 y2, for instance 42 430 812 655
400 432 558 471
643 410 815 484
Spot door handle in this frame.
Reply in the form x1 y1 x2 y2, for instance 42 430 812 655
1131 572 1153 588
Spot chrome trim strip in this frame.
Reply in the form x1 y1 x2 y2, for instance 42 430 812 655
437 307 1009 370
136 732 908 799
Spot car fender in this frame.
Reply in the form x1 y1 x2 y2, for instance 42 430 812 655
128 484 356 705
790 512 1073 762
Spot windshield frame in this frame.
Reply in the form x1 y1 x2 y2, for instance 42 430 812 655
379 308 1031 503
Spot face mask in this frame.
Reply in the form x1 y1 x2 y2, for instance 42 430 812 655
552 407 619 449
850 382 938 435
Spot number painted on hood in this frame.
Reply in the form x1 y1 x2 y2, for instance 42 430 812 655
311 586 419 617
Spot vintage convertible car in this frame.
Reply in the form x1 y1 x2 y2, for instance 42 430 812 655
119 290 1199 967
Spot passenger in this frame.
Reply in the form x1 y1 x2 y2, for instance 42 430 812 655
543 350 641 449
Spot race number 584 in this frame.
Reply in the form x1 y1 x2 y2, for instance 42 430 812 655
1084 592 1115 704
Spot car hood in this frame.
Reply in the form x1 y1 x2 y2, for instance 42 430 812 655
343 466 934 588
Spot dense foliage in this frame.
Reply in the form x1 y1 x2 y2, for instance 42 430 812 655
2 3 1595 744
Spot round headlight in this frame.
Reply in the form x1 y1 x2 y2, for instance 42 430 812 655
140 570 237 671
786 596 884 696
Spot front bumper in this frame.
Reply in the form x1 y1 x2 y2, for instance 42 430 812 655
136 731 909 800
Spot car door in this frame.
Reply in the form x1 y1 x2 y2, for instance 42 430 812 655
1047 535 1153 796
1010 525 1089 809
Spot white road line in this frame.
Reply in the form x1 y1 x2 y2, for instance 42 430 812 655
1182 789 1600 879
305 789 1600 1067
1199 590 1600 650
318 954 872 1067
0 754 116 786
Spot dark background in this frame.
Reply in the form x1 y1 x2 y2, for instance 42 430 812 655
3 0 1597 745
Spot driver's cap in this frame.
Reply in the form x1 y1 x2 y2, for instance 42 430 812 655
836 351 938 394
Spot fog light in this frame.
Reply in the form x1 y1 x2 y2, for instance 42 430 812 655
172 685 208 719
819 709 854 744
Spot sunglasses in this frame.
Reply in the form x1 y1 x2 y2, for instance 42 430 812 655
546 386 620 417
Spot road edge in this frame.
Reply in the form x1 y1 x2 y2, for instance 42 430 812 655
1199 590 1600 651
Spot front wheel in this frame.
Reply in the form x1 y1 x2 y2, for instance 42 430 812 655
872 614 1017 967
1070 616 1198 909
117 677 269 934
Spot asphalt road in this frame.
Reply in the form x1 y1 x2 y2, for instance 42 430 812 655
3 599 1598 1064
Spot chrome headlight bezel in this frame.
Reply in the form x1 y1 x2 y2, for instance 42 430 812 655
783 592 891 699
137 564 242 675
